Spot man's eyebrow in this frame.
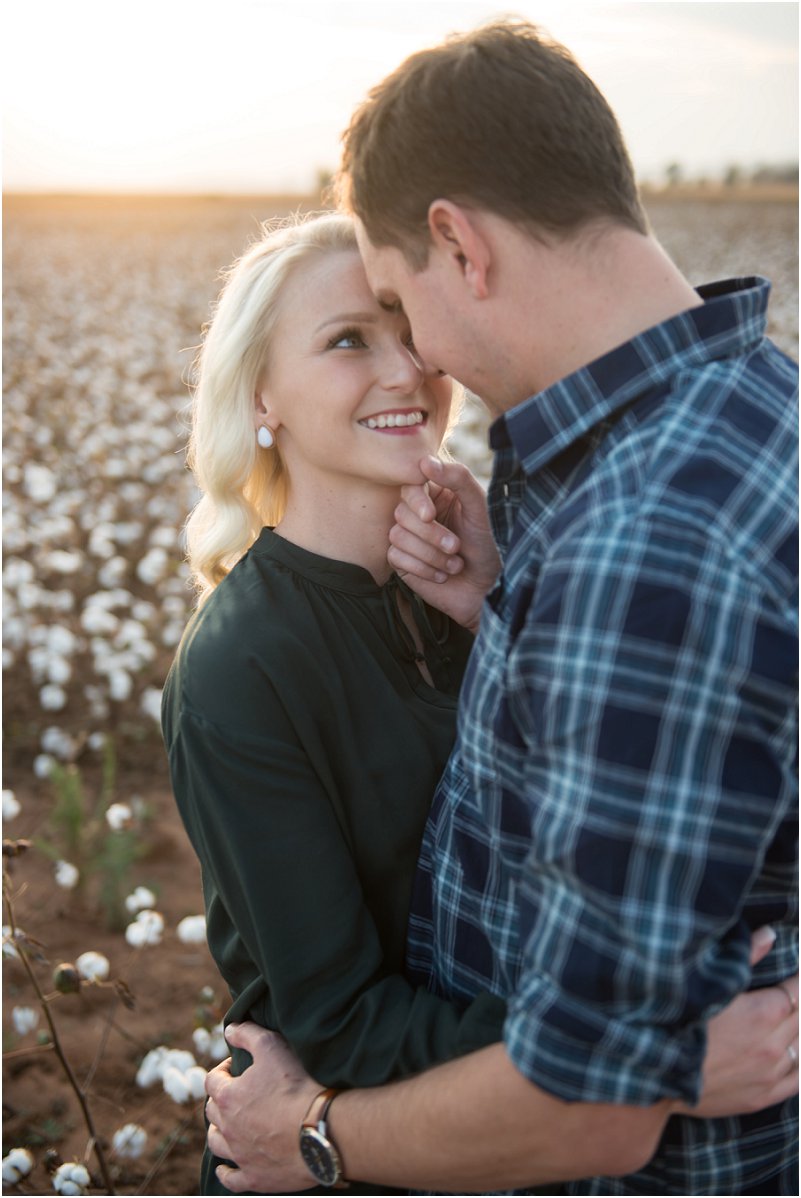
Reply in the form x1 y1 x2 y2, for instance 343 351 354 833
377 296 404 315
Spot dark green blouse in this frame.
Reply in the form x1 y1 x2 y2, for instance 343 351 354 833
162 530 506 1193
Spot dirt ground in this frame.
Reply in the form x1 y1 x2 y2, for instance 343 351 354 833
3 756 221 1196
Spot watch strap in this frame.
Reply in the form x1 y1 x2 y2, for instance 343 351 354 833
302 1086 340 1129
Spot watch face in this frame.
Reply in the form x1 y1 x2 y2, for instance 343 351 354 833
300 1127 342 1187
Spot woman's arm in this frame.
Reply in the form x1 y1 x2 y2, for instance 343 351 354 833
167 695 506 1089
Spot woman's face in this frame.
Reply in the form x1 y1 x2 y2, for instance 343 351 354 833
258 248 453 494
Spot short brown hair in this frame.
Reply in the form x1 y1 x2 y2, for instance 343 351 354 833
338 19 648 263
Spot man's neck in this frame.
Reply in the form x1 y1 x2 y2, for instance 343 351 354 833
483 224 703 415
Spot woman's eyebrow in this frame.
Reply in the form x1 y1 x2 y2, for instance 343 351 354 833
313 311 379 334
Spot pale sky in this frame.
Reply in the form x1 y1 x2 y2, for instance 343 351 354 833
2 0 798 193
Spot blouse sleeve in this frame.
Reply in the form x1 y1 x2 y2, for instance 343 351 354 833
167 689 505 1089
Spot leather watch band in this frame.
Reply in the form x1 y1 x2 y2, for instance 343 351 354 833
302 1086 340 1128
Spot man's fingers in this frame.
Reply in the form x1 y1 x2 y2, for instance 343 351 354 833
748 925 777 968
394 501 461 555
389 544 459 584
216 1163 251 1194
399 482 438 523
204 1056 233 1099
390 525 463 582
777 975 799 1021
207 1121 233 1161
223 1020 274 1055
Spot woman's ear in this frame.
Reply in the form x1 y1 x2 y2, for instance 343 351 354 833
254 387 280 433
427 200 490 300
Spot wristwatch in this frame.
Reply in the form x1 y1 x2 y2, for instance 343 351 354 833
299 1087 348 1188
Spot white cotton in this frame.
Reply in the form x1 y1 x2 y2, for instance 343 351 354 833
124 909 164 947
39 684 67 711
33 753 56 779
125 885 156 913
108 669 132 703
2 1147 34 1183
53 1161 91 1195
45 550 84 575
176 915 206 944
55 860 79 890
2 926 21 959
105 802 132 831
2 790 21 820
162 1064 191 1104
140 686 163 722
111 1122 147 1159
136 1045 169 1088
76 951 110 982
193 1022 228 1062
186 1065 208 1100
12 1006 39 1035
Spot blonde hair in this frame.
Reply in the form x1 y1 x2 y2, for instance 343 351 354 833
185 213 358 602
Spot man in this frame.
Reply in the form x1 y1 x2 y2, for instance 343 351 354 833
205 20 798 1194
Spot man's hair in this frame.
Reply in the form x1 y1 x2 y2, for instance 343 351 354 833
337 19 648 265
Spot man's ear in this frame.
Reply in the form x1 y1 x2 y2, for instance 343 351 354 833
427 200 490 300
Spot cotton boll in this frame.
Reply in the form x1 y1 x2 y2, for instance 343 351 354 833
55 860 79 890
125 885 156 913
39 684 67 711
112 1122 147 1159
44 550 84 574
163 1064 191 1104
176 915 207 944
40 727 76 760
136 1045 169 1088
12 1006 39 1035
2 789 21 820
2 1147 34 1183
125 909 164 947
105 802 132 831
33 753 56 779
76 951 110 982
108 669 132 703
53 1161 91 1195
47 655 72 686
140 686 163 722
186 1064 208 1100
23 462 57 503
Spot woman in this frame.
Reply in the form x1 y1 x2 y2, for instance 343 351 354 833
163 214 790 1196
162 214 507 1195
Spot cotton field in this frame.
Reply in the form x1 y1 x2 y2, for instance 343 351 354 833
2 192 798 779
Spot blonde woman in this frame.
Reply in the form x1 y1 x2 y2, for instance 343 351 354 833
162 214 506 1195
164 215 792 1196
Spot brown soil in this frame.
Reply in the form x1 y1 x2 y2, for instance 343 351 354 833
3 761 221 1196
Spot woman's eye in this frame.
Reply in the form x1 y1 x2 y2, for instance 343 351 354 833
328 329 366 350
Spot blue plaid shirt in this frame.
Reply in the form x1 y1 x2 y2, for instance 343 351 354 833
408 278 798 1194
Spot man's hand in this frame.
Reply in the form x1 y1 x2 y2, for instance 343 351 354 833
682 927 799 1119
388 456 500 633
205 1025 319 1194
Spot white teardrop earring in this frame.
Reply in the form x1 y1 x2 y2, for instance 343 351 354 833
257 426 275 449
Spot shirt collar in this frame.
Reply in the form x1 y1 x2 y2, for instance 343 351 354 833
489 276 772 480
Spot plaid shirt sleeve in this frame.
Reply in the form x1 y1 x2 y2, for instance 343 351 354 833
501 503 798 1106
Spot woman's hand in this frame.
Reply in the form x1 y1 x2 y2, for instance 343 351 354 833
388 456 500 633
680 928 799 1119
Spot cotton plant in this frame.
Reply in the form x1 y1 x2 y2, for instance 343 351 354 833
125 908 164 947
2 1147 34 1185
137 1044 207 1105
111 1122 148 1159
52 1161 91 1195
12 1005 40 1036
